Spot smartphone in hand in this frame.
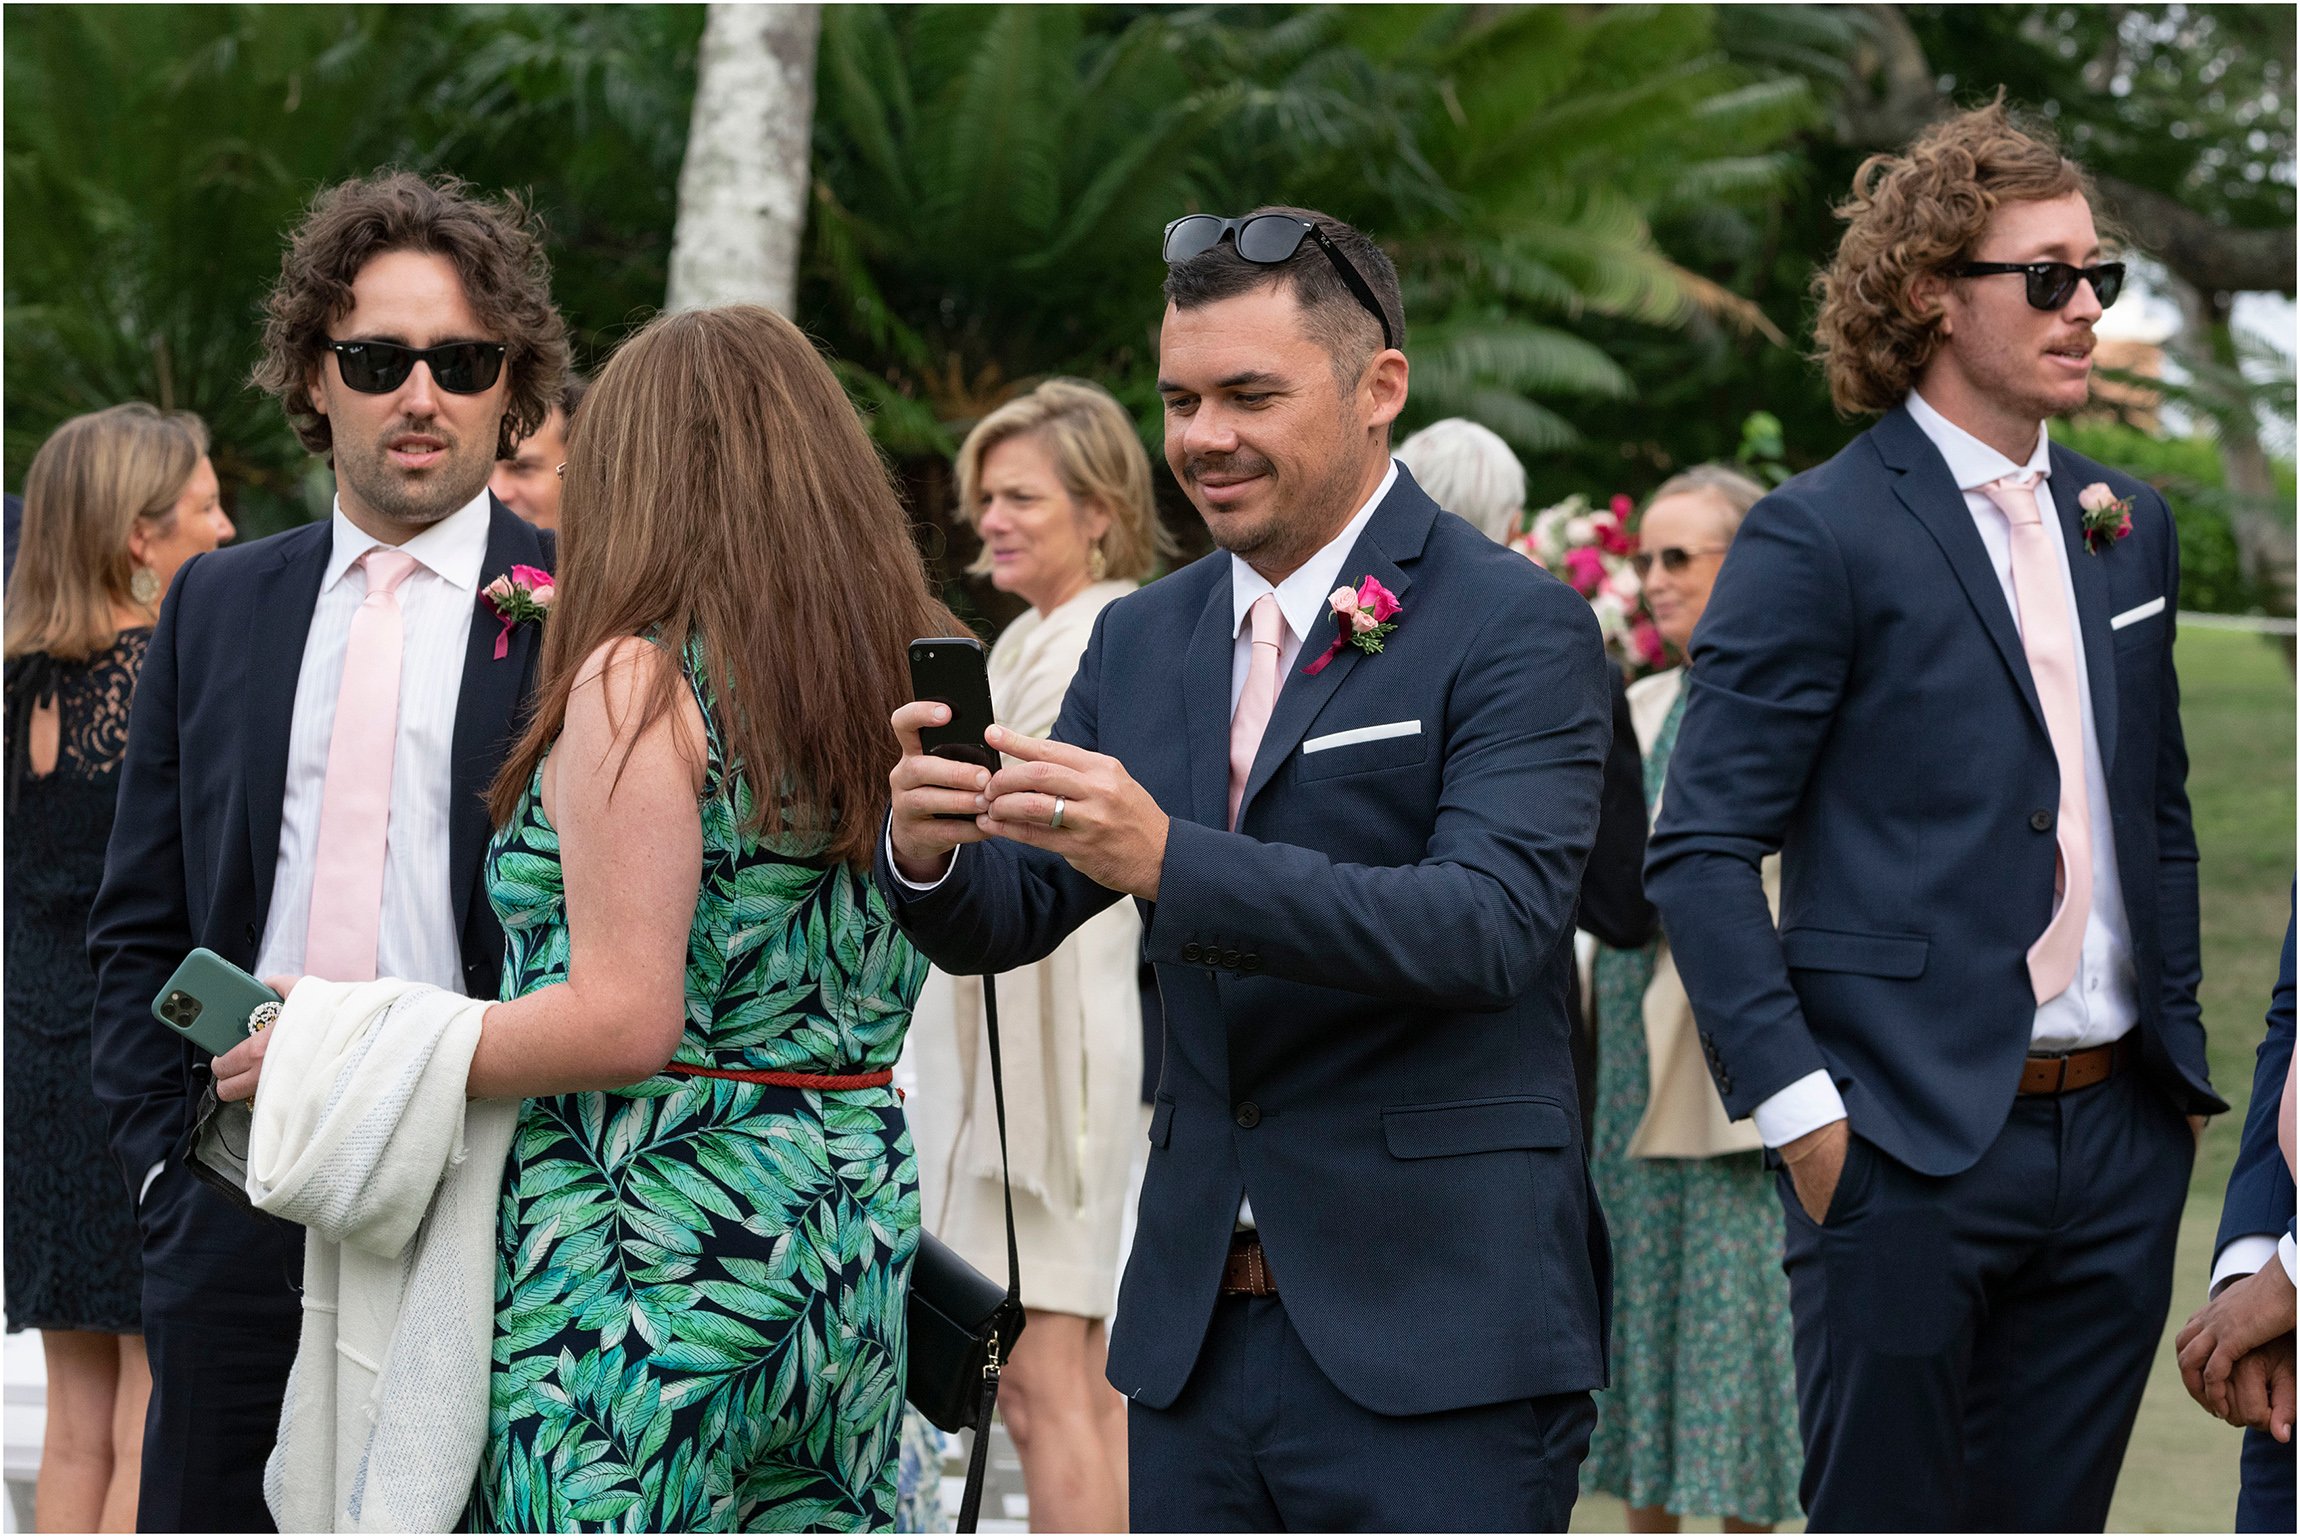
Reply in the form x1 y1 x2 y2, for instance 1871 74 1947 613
908 636 998 779
150 949 282 1057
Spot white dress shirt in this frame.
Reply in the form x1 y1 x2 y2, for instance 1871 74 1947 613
1226 461 1396 713
1751 394 2139 1148
254 491 487 995
2212 1230 2300 1291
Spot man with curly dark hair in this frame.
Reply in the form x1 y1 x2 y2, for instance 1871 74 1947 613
88 171 563 1532
1647 100 2224 1529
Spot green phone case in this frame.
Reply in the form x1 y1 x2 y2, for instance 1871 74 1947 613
150 948 282 1057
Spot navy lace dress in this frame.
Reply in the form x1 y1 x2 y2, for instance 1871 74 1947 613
4 632 149 1334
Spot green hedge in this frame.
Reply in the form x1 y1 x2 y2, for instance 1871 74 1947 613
2049 420 2285 614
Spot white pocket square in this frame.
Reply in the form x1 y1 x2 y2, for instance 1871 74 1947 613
1302 720 1422 755
2110 596 2166 631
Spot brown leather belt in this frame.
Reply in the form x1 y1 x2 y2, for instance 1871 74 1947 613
1220 1232 1278 1297
2018 1039 2130 1097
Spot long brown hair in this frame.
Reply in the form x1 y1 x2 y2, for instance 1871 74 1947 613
4 403 208 662
1812 97 2100 416
487 305 958 868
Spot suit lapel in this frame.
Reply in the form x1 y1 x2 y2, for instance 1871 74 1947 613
1235 479 1434 826
1181 565 1238 831
448 501 546 937
243 528 332 923
1873 407 2047 737
2051 444 2119 772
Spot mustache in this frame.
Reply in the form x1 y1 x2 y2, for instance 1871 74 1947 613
1182 450 1276 483
381 419 455 448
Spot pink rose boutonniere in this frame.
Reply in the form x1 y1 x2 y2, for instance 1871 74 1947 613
1303 575 1403 676
482 563 554 658
2076 482 2134 555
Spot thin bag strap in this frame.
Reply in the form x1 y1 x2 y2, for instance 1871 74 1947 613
982 974 1021 1312
955 974 1019 1535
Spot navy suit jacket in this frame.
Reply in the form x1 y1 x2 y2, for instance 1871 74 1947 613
878 468 1615 1416
86 498 551 1279
2216 892 2295 1263
1646 406 2223 1178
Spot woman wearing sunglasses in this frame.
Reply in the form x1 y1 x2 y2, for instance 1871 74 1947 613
1582 464 1805 1535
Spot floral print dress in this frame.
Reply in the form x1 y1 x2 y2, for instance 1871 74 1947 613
1580 687 1803 1526
469 638 929 1533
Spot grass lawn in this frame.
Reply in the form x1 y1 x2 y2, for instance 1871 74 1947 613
2109 626 2294 1534
1572 627 2294 1534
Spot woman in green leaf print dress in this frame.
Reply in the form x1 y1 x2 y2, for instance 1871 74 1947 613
458 305 964 1533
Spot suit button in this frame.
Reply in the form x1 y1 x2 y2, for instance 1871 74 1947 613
1181 942 1203 964
2030 810 2053 832
1240 953 1262 973
245 923 259 943
1221 948 1242 970
1235 1102 1261 1129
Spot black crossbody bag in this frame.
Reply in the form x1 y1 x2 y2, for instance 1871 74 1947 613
905 974 1026 1533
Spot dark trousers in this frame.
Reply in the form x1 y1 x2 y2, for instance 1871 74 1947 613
1776 1065 2192 1532
2237 1423 2296 1533
135 1172 303 1534
1128 1293 1595 1532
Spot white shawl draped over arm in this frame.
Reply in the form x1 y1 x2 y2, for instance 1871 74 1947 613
246 976 515 1533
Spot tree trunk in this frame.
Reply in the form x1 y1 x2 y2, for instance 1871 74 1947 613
666 3 821 316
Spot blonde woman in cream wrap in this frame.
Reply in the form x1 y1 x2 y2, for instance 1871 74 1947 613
906 379 1173 1532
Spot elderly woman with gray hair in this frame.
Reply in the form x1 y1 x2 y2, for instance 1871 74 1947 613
1395 416 1526 543
1583 463 1801 1533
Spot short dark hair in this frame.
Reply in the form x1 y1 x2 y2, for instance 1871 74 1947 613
1162 205 1405 378
253 170 570 460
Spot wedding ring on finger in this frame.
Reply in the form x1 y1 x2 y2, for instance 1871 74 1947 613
1050 795 1067 831
248 1001 281 1034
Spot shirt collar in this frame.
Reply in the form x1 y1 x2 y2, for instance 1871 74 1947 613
1905 390 2052 492
1231 459 1399 645
323 488 493 594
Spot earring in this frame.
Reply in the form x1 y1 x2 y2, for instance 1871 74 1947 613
1087 544 1109 582
130 566 160 606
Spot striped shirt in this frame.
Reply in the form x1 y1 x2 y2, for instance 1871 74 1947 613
253 490 488 993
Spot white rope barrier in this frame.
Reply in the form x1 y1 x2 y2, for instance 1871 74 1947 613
2179 610 2298 636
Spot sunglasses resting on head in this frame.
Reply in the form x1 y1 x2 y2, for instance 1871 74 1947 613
1162 213 1396 351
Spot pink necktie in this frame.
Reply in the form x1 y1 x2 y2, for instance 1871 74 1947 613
1981 473 2091 1004
1228 594 1285 831
303 548 420 982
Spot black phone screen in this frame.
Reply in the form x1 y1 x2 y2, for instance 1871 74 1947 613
908 636 997 775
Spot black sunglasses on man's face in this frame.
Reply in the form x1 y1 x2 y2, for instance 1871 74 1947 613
325 338 508 395
1161 213 1397 351
1952 260 2125 312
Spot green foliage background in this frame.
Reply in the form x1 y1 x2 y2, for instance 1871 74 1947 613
5 3 2288 616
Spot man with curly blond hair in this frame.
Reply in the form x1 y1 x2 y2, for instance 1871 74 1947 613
88 171 562 1532
1646 100 2224 1529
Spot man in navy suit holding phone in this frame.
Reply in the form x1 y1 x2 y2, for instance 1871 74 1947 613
86 172 564 1532
1646 103 2224 1530
881 207 1614 1532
